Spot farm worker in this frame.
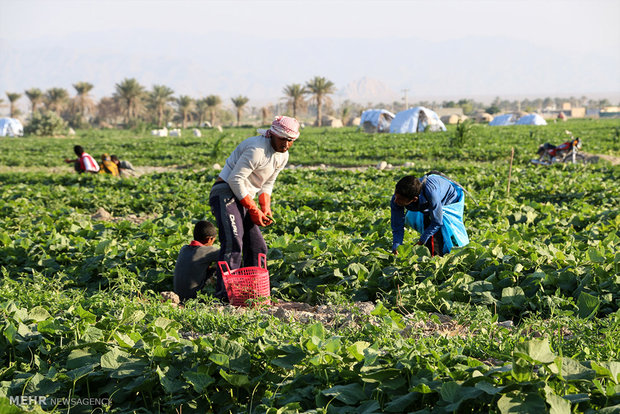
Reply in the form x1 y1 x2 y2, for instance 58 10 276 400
209 115 300 301
391 173 469 256
99 153 119 176
111 154 137 177
64 145 100 173
174 220 220 301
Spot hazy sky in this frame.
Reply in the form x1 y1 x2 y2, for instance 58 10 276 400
1 0 619 105
2 0 618 54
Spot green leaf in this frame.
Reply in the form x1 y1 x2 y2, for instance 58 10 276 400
514 338 556 364
27 306 50 322
185 370 215 394
498 391 546 413
321 383 365 405
587 248 605 263
577 291 600 319
544 385 571 414
219 369 249 387
384 392 419 412
347 341 370 362
101 348 130 370
511 358 531 382
591 361 620 384
3 322 17 345
114 332 136 348
304 322 325 341
122 309 146 324
209 353 230 367
439 381 461 403
156 365 185 394
559 358 596 381
66 348 100 370
82 326 104 342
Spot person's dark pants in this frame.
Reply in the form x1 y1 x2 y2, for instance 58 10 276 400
209 182 267 300
423 215 444 257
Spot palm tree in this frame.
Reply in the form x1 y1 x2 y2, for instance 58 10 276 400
196 98 209 126
176 95 194 129
45 88 69 115
305 76 335 126
25 88 44 114
114 78 146 124
71 81 96 121
6 92 22 118
282 83 307 118
205 95 222 126
231 95 249 126
149 84 175 127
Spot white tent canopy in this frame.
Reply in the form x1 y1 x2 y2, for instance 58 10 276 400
389 107 446 133
516 114 547 126
0 118 24 137
360 109 395 133
488 113 517 126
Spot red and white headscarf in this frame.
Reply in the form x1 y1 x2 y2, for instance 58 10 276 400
258 116 300 140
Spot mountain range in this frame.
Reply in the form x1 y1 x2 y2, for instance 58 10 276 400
1 29 618 111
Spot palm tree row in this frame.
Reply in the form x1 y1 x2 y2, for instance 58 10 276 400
4 75 337 128
282 76 336 126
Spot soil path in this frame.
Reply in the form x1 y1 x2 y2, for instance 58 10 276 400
1 153 618 175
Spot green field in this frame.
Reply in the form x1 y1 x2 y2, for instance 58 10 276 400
1 119 619 413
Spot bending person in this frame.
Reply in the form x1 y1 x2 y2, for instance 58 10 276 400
391 173 469 256
64 145 100 174
209 116 300 300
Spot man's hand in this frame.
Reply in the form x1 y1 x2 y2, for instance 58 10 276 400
240 195 272 227
259 193 272 217
392 249 398 256
248 208 270 226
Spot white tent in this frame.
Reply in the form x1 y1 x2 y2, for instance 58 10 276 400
360 109 395 133
516 113 547 126
489 113 517 126
389 107 446 133
0 118 24 137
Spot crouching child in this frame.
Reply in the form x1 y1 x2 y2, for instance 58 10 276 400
173 221 220 301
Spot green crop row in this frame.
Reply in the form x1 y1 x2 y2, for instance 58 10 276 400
0 119 619 412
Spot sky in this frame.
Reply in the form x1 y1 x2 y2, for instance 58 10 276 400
1 0 619 106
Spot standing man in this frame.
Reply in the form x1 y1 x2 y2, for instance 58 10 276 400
64 145 100 174
391 173 469 256
209 116 300 300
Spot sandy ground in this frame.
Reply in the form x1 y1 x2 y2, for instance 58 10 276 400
1 153 617 175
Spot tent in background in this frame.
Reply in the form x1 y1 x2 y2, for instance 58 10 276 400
489 113 517 126
389 107 446 134
0 118 24 137
516 113 547 126
360 109 395 133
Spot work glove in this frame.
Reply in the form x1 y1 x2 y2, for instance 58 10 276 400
240 195 270 227
258 193 272 218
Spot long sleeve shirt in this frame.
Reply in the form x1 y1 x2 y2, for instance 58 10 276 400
218 135 288 200
79 152 100 173
173 244 220 301
391 175 459 250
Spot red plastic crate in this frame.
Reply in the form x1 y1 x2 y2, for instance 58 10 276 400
218 253 270 306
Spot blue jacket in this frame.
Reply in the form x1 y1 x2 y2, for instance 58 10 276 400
391 175 460 250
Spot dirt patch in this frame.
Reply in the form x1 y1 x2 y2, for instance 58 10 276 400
584 153 620 165
91 207 158 224
160 291 470 339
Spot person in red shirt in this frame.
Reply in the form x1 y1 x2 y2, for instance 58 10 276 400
64 145 100 173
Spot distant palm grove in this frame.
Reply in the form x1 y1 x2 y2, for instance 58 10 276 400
2 76 617 132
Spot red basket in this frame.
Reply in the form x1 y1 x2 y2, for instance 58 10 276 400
218 253 270 307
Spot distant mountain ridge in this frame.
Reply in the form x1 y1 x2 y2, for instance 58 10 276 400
337 77 399 105
1 30 618 111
